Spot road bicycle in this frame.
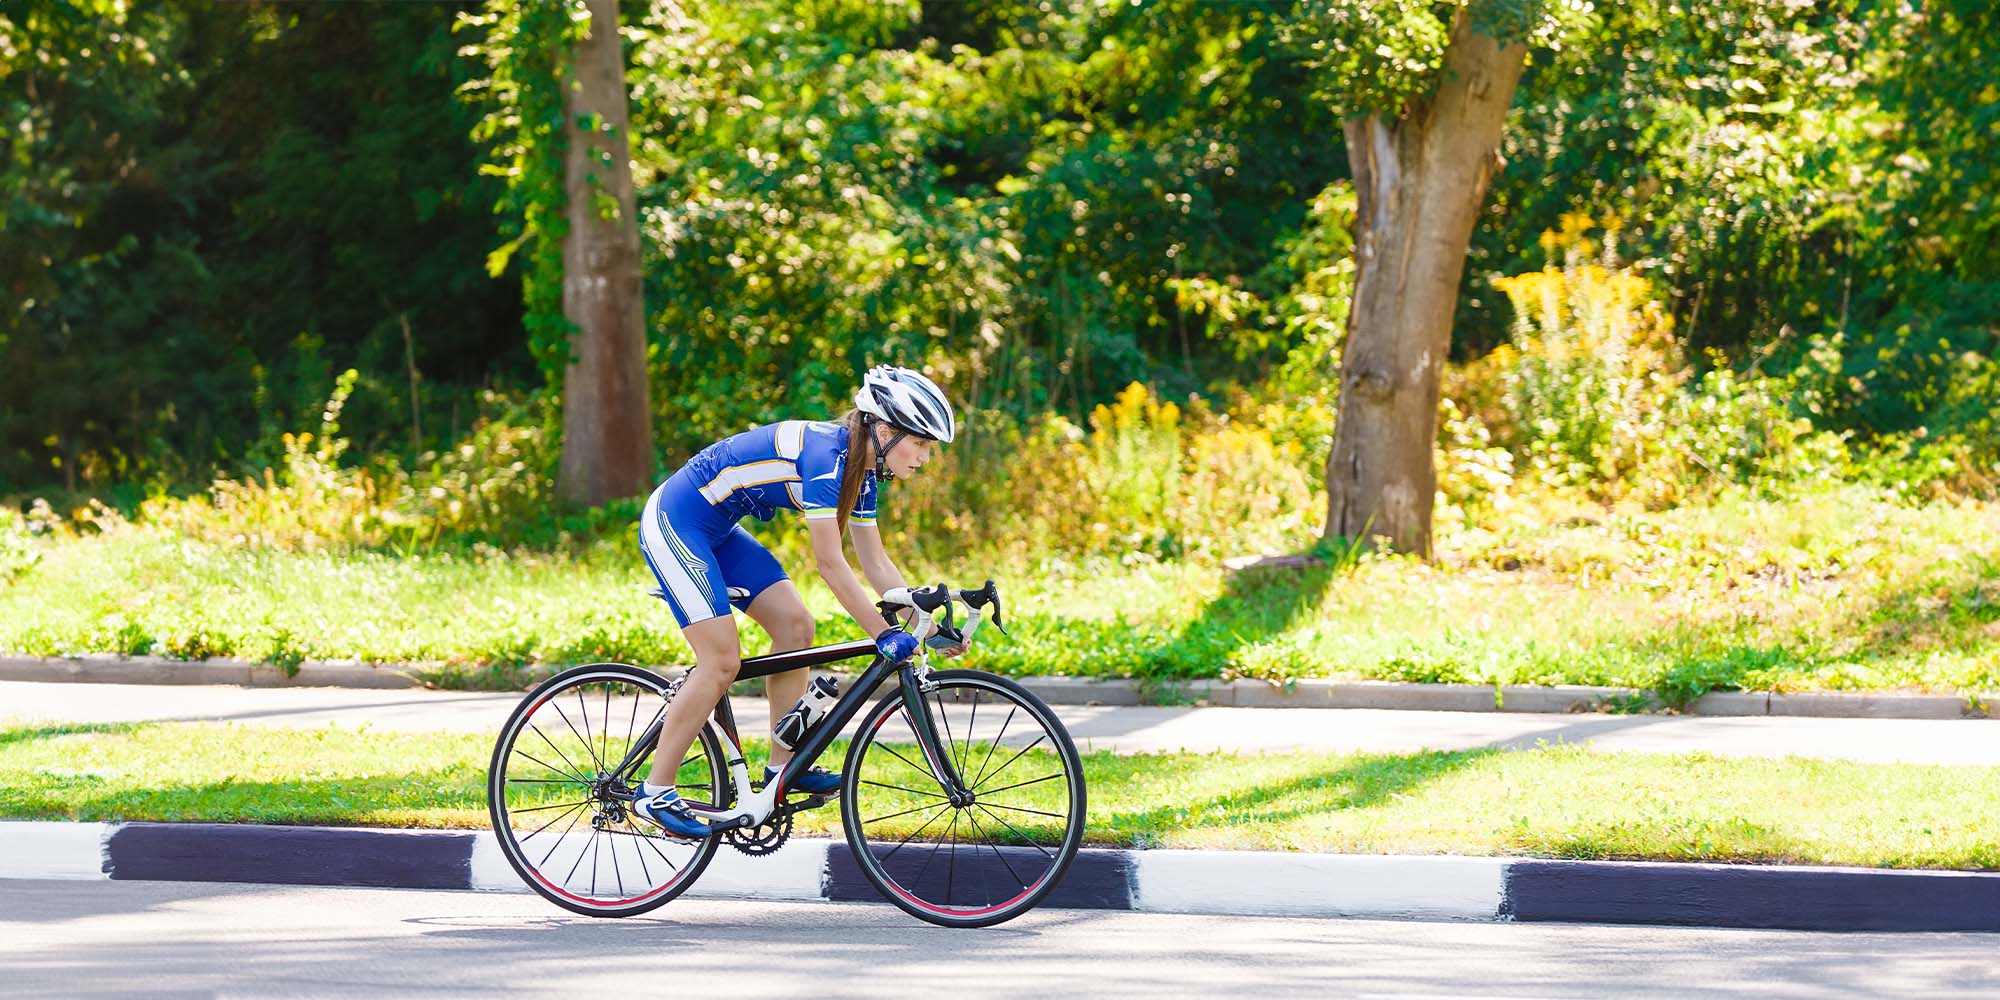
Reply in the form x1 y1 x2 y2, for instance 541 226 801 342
486 580 1086 928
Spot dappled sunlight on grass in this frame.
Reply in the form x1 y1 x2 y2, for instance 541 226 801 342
2 484 1995 702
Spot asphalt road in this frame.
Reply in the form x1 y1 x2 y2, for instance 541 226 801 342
6 679 2000 764
5 879 1998 999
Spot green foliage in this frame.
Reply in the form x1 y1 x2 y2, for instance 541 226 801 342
0 506 42 585
1 1 523 493
1482 0 1999 459
456 0 589 386
142 374 561 552
612 0 1346 451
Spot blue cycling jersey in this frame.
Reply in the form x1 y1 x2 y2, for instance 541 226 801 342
675 420 878 528
640 420 879 628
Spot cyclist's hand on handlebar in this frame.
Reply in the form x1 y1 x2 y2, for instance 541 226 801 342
875 627 920 664
924 624 967 659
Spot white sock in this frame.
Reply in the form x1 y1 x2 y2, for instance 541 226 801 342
640 781 676 799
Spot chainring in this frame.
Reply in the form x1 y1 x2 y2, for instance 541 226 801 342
725 810 794 856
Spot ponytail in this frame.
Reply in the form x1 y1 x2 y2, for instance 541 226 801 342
836 408 871 535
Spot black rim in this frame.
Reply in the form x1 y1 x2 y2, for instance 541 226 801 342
848 677 1082 920
493 669 720 911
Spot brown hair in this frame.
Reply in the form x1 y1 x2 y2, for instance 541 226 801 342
837 408 872 535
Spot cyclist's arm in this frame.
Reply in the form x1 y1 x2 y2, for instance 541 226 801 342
851 521 966 658
846 522 906 595
806 516 895 639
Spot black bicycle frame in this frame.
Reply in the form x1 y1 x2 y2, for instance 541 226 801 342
606 638 971 801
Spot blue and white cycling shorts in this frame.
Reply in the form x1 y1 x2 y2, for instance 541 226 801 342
639 476 789 629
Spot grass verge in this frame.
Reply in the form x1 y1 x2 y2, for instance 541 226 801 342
5 720 1996 869
6 484 2000 703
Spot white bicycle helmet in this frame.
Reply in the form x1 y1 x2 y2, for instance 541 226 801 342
854 365 956 443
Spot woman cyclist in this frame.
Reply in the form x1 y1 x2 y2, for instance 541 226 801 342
629 365 961 838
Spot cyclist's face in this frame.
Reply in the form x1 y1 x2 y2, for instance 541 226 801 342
881 431 936 478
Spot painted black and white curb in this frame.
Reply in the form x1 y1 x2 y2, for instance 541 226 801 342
9 820 2000 931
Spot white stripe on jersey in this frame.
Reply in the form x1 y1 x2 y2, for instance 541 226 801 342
640 485 717 621
697 459 798 505
775 421 806 460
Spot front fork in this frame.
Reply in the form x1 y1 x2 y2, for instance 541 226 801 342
898 657 974 803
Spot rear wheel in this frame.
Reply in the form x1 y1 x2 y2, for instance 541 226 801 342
840 670 1086 927
487 662 724 917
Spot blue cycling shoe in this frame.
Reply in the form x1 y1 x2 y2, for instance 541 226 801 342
629 789 711 839
766 764 842 796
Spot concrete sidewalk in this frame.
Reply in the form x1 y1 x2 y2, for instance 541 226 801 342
7 679 2000 765
6 653 1994 719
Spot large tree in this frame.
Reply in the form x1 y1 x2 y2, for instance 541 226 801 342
1307 0 1544 556
556 0 653 506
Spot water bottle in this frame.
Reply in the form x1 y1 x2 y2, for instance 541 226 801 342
772 675 840 751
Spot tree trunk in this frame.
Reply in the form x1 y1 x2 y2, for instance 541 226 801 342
1321 11 1528 558
557 0 654 508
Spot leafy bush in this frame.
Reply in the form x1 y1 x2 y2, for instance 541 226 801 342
884 382 1322 566
142 373 560 552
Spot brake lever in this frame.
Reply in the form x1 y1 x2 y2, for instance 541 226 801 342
959 579 1007 636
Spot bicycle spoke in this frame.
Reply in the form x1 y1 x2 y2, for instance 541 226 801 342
588 831 601 897
624 819 654 886
880 799 954 860
565 826 597 888
601 685 612 777
970 705 1017 789
973 803 1057 859
617 705 669 783
864 798 953 827
944 810 960 906
505 775 589 785
965 808 1032 885
535 801 591 868
976 801 1069 821
604 831 632 900
976 772 1063 798
962 692 980 778
971 733 1048 792
558 691 600 774
910 809 957 893
624 690 643 760
859 778 949 799
600 826 684 871
519 800 588 844
529 724 592 786
508 798 593 815
876 738 941 785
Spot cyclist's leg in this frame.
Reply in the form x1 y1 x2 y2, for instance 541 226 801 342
742 582 816 768
647 616 739 788
715 526 817 768
637 486 741 790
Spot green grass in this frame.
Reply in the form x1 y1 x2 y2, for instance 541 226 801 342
3 484 1997 701
5 720 1998 869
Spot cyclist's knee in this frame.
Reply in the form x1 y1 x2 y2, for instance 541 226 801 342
699 655 742 685
773 610 814 649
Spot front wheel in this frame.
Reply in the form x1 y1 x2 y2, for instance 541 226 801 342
840 670 1087 927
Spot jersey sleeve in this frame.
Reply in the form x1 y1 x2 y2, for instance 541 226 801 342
851 474 878 527
794 435 845 522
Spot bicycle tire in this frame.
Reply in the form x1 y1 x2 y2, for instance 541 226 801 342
487 662 724 918
839 669 1086 928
